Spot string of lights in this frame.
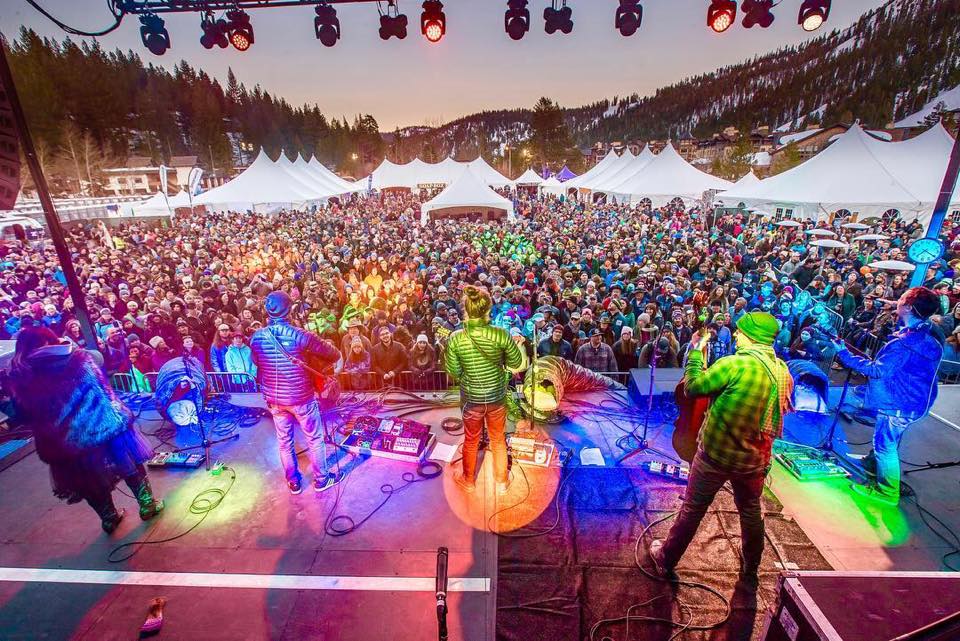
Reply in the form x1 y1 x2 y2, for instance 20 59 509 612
25 0 835 57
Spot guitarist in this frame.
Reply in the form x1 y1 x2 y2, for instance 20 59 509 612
831 287 944 506
649 311 792 591
250 292 342 496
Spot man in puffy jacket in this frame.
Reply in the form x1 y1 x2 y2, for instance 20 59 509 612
251 291 341 495
833 287 944 505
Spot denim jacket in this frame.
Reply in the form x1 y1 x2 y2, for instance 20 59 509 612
837 323 943 416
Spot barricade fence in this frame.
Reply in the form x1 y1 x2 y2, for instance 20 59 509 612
112 369 632 394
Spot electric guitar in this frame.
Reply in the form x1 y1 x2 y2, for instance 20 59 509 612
671 330 711 463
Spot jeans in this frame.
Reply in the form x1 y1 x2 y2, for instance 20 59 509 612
461 401 508 484
871 413 918 499
268 398 328 484
660 451 767 575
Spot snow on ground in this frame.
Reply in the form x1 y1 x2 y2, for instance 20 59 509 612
895 84 960 128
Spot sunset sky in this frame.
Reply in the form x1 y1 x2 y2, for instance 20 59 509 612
4 0 887 130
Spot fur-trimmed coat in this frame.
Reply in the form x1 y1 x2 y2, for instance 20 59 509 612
12 345 131 462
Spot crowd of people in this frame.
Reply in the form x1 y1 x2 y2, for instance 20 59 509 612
1 191 959 389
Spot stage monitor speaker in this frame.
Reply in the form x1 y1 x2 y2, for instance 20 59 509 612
627 367 684 408
761 571 960 641
0 72 21 211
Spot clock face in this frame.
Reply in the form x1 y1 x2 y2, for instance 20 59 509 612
907 238 945 264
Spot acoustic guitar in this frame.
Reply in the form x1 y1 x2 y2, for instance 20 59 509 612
671 332 710 463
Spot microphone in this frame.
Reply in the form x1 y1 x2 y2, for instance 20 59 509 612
436 546 449 641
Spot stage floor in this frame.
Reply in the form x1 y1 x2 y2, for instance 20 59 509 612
0 384 955 640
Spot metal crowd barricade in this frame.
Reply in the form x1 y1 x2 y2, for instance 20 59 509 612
206 372 258 394
337 370 455 392
939 361 960 385
598 372 631 387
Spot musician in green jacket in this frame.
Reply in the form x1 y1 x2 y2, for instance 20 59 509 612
445 286 528 496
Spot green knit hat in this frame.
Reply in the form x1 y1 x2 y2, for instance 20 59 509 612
736 311 779 345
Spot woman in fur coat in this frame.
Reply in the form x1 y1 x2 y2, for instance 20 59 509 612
10 327 164 534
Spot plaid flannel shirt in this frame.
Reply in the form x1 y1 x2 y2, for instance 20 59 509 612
685 347 791 472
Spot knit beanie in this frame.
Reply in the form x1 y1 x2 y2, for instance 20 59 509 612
265 291 292 319
736 311 779 345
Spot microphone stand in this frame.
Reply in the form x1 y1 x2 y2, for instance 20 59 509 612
436 547 449 641
618 322 672 465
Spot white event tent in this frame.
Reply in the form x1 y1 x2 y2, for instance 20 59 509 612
718 123 959 226
131 190 191 217
359 156 509 190
513 168 544 186
611 143 733 206
196 149 359 212
420 166 515 225
588 145 656 194
577 148 636 192
562 149 619 191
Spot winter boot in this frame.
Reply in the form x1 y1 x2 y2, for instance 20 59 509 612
131 477 165 521
89 496 125 534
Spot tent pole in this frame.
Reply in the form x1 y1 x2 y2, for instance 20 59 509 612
910 129 960 287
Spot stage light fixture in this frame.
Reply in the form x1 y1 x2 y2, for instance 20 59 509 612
615 0 642 37
421 0 445 42
225 9 254 51
139 14 170 56
544 1 573 35
707 0 737 32
200 12 228 49
379 1 408 40
505 0 530 40
798 0 830 31
314 3 341 46
741 0 774 28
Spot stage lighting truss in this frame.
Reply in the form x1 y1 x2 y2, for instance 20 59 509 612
420 0 445 42
314 3 341 46
798 0 830 31
543 0 573 35
615 0 642 37
741 0 775 28
707 0 737 33
504 0 530 40
379 0 408 40
139 13 170 55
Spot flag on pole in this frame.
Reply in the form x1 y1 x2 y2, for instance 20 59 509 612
159 164 169 194
188 167 204 196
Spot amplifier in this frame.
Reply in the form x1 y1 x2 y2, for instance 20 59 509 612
761 571 960 641
340 416 435 463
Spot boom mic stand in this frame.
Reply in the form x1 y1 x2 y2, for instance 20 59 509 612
177 403 239 471
618 323 672 465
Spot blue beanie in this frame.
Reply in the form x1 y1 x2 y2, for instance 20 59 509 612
265 291 292 319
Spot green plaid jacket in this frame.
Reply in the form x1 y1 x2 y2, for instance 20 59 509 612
445 319 527 404
685 347 789 472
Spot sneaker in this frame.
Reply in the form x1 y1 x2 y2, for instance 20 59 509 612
850 482 898 506
453 470 476 494
288 479 303 495
314 472 342 493
495 471 514 497
647 539 678 582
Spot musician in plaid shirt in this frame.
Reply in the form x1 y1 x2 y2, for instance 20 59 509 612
649 311 792 591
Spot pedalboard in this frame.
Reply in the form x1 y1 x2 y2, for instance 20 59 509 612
643 460 690 482
340 416 435 463
773 440 849 481
147 451 206 469
507 428 555 467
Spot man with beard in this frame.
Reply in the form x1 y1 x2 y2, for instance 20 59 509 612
370 327 408 388
574 328 618 373
538 324 573 361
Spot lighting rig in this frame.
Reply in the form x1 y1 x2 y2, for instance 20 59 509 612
45 1 836 56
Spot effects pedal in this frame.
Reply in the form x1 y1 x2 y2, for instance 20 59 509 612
147 451 206 469
340 416 435 462
643 460 690 482
507 428 555 467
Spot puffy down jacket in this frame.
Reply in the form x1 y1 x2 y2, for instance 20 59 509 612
250 319 340 406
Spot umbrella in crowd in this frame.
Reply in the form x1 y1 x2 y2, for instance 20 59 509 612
841 222 871 231
868 259 916 271
852 233 890 242
775 219 802 227
805 228 837 237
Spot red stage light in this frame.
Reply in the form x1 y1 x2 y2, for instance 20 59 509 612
708 0 736 33
230 31 251 51
424 20 443 42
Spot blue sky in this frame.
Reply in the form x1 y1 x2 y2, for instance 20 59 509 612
3 0 887 129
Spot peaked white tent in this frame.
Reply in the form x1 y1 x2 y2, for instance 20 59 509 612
131 190 191 217
716 171 761 207
579 148 637 191
540 176 565 196
513 168 544 186
590 145 656 193
467 157 512 188
719 123 958 225
564 149 619 190
295 154 361 195
420 167 515 225
195 149 321 212
306 155 360 193
612 143 733 206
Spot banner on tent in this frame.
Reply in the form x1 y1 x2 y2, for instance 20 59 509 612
188 167 204 196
